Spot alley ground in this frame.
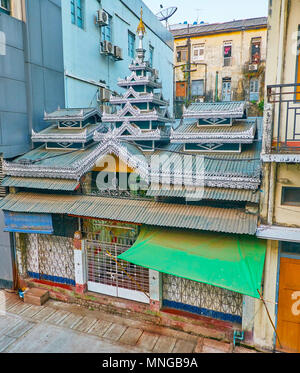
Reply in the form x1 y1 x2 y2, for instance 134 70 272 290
0 289 258 353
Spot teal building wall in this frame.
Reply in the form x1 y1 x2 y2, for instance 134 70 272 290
61 0 174 114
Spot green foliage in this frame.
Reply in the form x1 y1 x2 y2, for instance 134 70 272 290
258 99 264 113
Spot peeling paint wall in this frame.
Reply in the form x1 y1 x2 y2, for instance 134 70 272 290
273 164 300 227
173 27 267 104
253 239 278 350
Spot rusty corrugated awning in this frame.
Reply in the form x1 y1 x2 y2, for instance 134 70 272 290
146 185 260 203
0 192 258 235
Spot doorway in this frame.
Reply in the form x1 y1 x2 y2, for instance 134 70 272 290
222 78 232 102
276 242 300 352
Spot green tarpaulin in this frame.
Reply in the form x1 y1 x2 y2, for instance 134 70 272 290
118 226 267 299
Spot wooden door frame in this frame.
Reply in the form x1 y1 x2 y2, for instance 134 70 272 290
275 241 300 350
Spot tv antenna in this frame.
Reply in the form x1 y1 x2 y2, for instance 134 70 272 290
156 5 178 29
195 9 203 23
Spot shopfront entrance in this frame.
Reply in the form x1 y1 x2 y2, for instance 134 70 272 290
83 219 150 304
276 242 300 352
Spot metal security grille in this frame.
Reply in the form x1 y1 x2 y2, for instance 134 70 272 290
26 234 75 285
83 219 149 303
163 274 243 323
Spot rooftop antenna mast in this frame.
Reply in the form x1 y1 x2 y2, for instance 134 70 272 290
195 9 203 23
156 5 178 29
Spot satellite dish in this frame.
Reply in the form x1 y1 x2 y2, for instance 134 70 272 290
156 6 178 28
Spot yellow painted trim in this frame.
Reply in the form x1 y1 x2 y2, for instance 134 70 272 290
93 154 135 173
174 27 267 42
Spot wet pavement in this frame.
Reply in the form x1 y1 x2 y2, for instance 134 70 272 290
0 290 257 353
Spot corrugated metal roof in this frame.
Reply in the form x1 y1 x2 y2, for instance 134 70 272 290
172 17 268 38
184 102 246 119
176 119 255 135
0 192 258 235
171 119 256 143
44 108 101 121
146 141 262 180
1 176 79 191
146 185 260 203
11 144 98 168
32 123 101 143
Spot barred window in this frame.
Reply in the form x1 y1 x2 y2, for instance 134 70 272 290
128 31 135 59
101 13 112 42
71 0 84 29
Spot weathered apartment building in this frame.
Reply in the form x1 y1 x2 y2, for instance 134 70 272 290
256 0 300 353
0 9 269 352
171 17 267 117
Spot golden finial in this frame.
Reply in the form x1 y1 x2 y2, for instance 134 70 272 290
137 7 146 35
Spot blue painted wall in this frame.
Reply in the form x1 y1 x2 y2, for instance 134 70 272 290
24 0 65 133
61 0 174 113
0 0 65 159
0 11 29 158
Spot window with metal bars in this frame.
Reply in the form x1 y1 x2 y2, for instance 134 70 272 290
281 187 300 207
0 0 9 12
193 44 204 62
101 13 112 42
223 42 232 67
128 31 135 59
251 38 261 64
250 78 259 102
70 0 84 29
176 48 187 63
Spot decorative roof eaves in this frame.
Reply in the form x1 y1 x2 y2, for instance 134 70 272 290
102 113 174 123
31 129 91 143
261 153 300 163
170 124 256 143
93 122 162 141
117 73 162 88
44 108 101 122
3 140 149 182
183 111 245 119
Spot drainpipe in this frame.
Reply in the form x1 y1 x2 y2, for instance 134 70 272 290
186 28 191 104
267 163 277 225
267 0 288 225
276 0 288 85
215 71 219 102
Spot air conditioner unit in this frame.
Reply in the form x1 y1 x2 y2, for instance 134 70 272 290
249 63 258 72
102 40 113 55
98 88 111 102
101 104 113 114
114 45 123 60
96 9 109 26
153 69 159 80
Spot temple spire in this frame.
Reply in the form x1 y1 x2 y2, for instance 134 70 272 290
136 7 146 63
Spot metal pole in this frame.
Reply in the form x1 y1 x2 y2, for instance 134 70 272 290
187 24 191 104
257 289 282 349
215 71 219 102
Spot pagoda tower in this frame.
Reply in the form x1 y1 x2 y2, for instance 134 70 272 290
94 8 173 152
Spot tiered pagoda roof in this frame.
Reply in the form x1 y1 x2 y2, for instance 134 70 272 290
0 9 263 236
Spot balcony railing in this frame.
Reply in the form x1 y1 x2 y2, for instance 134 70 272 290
267 83 300 152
